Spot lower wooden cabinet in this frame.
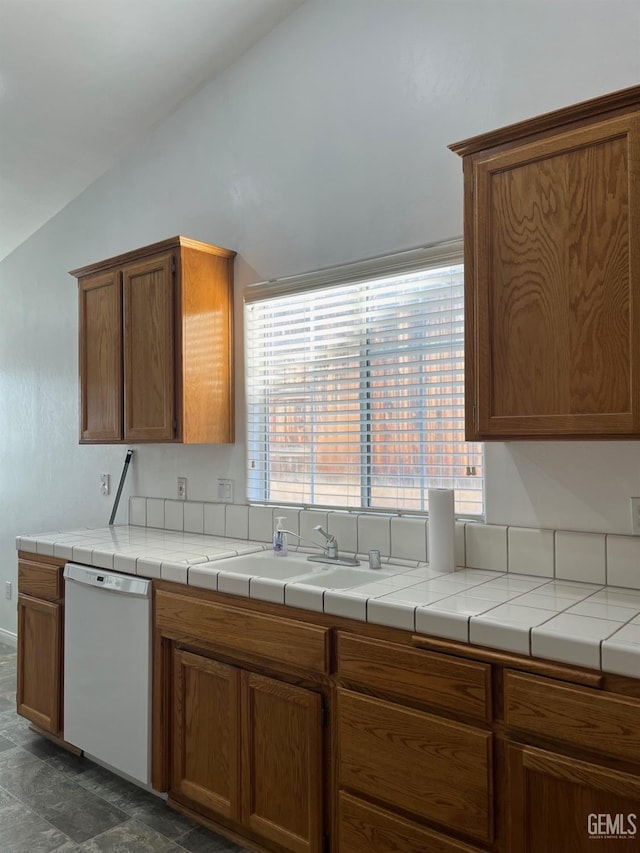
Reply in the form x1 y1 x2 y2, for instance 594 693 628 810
16 556 65 736
169 647 324 853
17 593 63 734
508 744 640 852
151 581 640 853
16 560 640 853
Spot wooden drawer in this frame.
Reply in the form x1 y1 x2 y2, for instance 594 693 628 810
339 791 485 853
155 589 330 674
337 632 491 722
18 559 63 601
337 688 493 843
504 670 640 764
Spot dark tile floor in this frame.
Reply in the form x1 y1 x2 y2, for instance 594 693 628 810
0 642 248 852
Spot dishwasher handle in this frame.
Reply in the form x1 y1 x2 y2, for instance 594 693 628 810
63 563 151 597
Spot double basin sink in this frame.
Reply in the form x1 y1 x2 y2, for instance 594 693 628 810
220 550 396 588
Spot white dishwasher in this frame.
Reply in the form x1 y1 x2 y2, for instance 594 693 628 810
63 563 152 786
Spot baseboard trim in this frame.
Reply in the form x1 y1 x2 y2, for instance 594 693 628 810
0 628 17 648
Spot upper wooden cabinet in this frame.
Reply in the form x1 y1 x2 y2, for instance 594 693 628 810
71 236 236 444
450 86 640 439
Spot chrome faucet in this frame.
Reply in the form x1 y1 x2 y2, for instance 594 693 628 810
312 525 338 559
278 524 359 567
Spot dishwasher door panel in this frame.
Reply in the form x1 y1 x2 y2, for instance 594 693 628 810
63 564 152 786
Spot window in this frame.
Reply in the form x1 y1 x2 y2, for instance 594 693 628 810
244 241 483 516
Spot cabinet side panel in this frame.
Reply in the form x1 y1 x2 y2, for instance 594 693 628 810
180 247 234 444
78 272 122 441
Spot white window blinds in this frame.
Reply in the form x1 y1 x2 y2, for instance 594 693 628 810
244 242 483 515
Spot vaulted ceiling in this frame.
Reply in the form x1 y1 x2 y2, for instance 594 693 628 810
0 0 304 261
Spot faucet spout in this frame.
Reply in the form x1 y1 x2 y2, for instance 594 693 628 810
279 525 359 566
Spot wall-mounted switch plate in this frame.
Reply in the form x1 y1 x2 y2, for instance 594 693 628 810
630 497 640 535
100 473 110 496
5 581 11 600
177 477 187 500
217 478 234 503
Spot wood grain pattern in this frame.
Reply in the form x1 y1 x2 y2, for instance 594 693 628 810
69 235 236 278
18 559 62 601
241 671 323 853
179 246 234 444
16 594 61 735
504 670 640 763
146 579 640 852
337 688 493 843
78 270 122 441
151 631 171 793
155 590 330 674
454 82 640 441
338 792 485 853
123 253 175 441
171 649 240 819
411 633 605 688
16 552 65 567
71 235 235 445
473 116 639 437
508 744 640 852
337 632 491 722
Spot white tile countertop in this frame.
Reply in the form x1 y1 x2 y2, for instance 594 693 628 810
16 524 640 679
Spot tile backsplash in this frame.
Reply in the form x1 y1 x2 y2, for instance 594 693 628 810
128 497 640 591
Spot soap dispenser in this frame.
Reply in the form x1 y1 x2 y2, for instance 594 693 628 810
273 517 288 557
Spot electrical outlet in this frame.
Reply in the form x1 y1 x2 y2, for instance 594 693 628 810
631 498 640 535
217 478 234 503
100 473 110 496
177 477 187 500
5 581 11 600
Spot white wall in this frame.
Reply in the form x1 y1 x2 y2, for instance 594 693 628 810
2 0 640 634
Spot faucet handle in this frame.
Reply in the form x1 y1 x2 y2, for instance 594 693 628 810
313 525 335 543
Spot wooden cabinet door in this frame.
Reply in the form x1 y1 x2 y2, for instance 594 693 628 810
78 270 122 441
171 650 240 819
16 594 62 734
123 253 175 441
241 671 323 853
469 114 640 439
509 744 640 851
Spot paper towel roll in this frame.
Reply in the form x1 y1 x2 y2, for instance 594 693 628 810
428 488 455 572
